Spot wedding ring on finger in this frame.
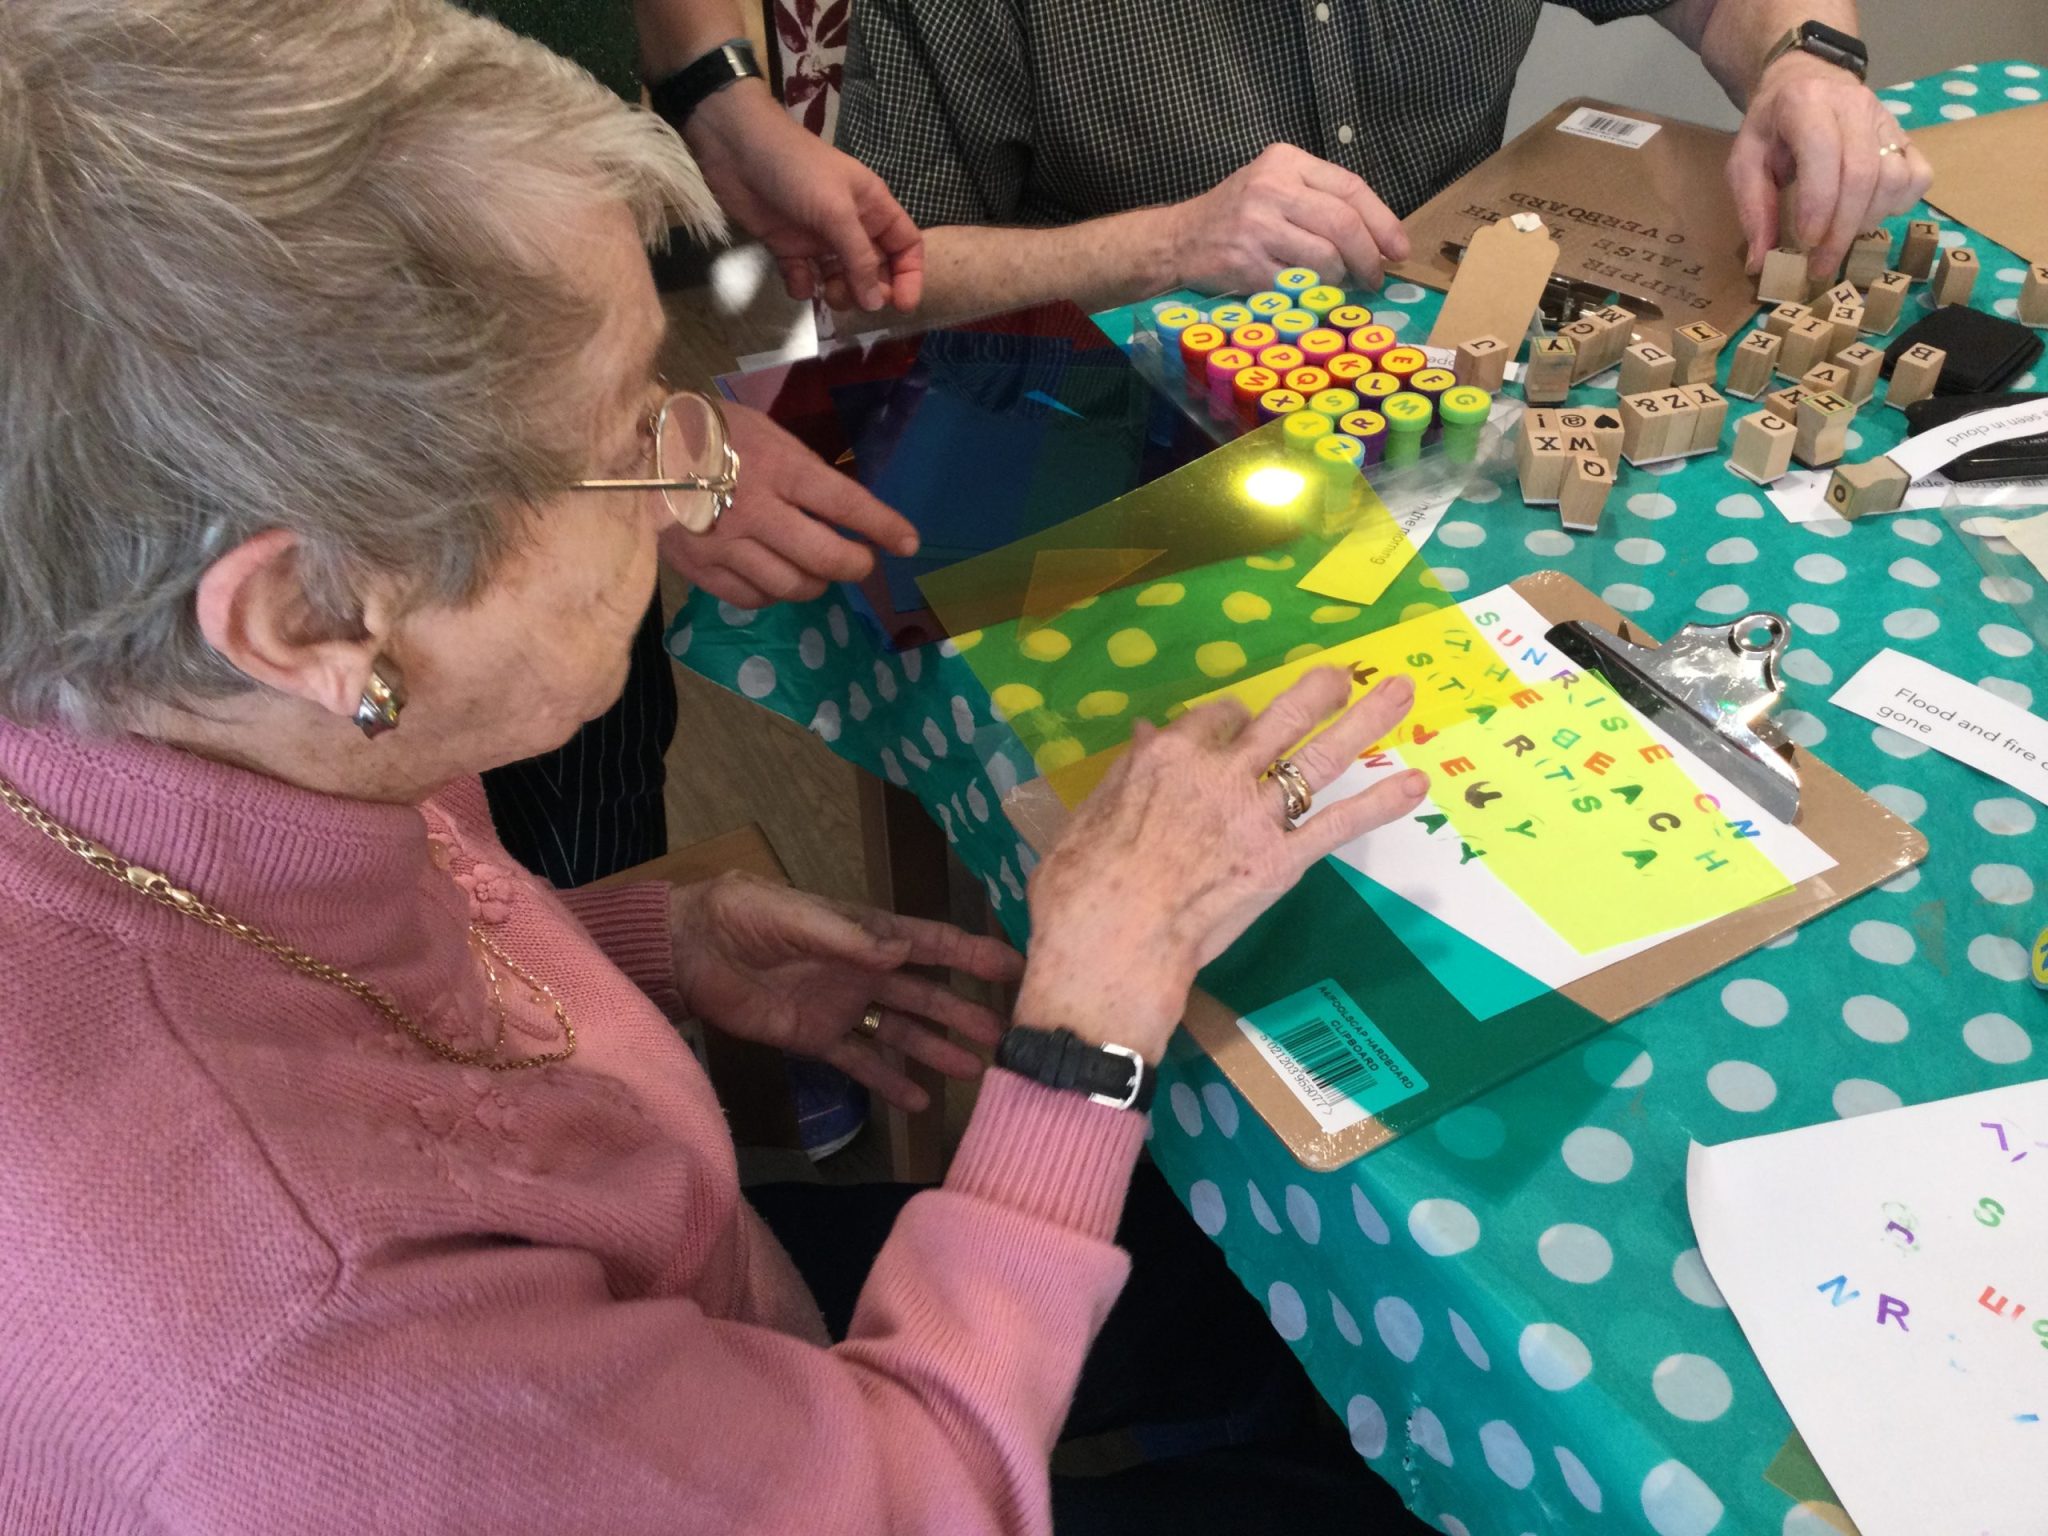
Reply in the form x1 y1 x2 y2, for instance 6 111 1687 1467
1267 757 1313 829
856 1003 884 1040
1877 141 1907 157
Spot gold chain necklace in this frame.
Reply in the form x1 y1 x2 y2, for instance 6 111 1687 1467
0 768 575 1071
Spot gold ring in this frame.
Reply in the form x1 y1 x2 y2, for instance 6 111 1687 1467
1877 142 1907 157
1268 758 1313 827
856 1004 884 1040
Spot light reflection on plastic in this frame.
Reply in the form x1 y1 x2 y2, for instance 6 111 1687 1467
1243 465 1307 509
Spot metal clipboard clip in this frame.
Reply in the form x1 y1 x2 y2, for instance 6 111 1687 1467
1545 611 1802 825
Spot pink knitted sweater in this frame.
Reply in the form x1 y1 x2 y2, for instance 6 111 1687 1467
0 721 1145 1535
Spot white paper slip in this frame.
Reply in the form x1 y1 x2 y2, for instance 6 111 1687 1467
1830 649 2048 807
1688 1080 2048 1536
1555 105 1661 149
1769 466 2048 524
1959 509 2048 583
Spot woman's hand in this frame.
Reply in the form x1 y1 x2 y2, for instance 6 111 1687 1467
659 403 920 608
671 873 1023 1112
1016 669 1426 1062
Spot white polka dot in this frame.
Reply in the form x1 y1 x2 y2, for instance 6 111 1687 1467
1981 622 2034 657
1434 567 1470 593
1722 977 1788 1027
1975 797 2036 835
920 717 949 759
1673 1248 1727 1308
1872 726 1929 759
1347 1395 1388 1459
1520 1322 1592 1391
1629 492 1677 520
1966 865 2034 911
1603 583 1654 613
848 682 871 721
1808 516 1850 539
1883 97 1913 116
1980 676 2034 709
1539 1223 1614 1283
1188 1180 1226 1234
900 647 922 682
1717 493 1764 519
1893 518 1942 546
950 695 976 743
1167 1083 1203 1137
1696 585 1750 615
1438 519 1486 548
1842 994 1909 1044
1384 282 1427 304
1970 934 2032 981
2011 85 2044 102
1449 1309 1491 1370
1982 575 2033 605
898 737 928 773
1374 1296 1424 1361
1786 1504 1857 1536
1781 647 1834 686
809 700 842 742
1889 557 1940 588
1612 1050 1653 1088
1408 1405 1452 1464
1787 601 1839 634
668 621 694 658
1940 102 1978 119
1642 1460 1725 1536
1247 1180 1280 1234
1964 1012 2032 1064
962 784 989 822
736 655 776 698
798 628 826 669
1765 928 1799 949
1707 1059 1777 1112
1944 78 1979 95
1378 310 1410 333
1353 1185 1390 1244
1938 228 1970 248
1286 1184 1322 1244
1557 1446 1604 1512
2010 63 2042 77
1833 1078 1901 1117
1654 1354 1733 1421
880 749 907 787
1881 866 1920 894
1779 709 1826 747
1562 1126 1633 1183
1440 1516 1469 1536
1481 1420 1535 1488
1460 479 1502 504
1850 920 1916 965
716 600 756 627
985 753 1018 796
1886 607 1940 640
1640 456 1688 476
1707 537 1758 565
1614 537 1664 565
1268 1281 1307 1340
1998 266 2029 285
1795 553 1846 584
1331 1292 1363 1345
873 658 897 702
1526 529 1576 556
1996 297 2022 319
1870 783 1926 823
1200 1082 1239 1136
1409 1199 1480 1256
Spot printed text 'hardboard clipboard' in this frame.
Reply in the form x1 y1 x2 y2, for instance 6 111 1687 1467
1176 570 1928 1171
1391 98 1756 353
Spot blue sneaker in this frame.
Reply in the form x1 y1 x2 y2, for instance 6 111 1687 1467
787 1058 869 1161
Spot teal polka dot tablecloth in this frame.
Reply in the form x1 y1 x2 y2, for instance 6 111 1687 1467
673 62 2048 1536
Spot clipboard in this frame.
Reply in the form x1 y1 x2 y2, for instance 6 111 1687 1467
1168 571 1928 1170
1391 98 1758 352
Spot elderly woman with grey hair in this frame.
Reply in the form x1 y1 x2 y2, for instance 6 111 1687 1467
0 2 1430 1532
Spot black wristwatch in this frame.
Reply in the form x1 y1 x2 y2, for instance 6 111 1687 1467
647 38 764 132
1760 20 1869 83
996 1026 1156 1113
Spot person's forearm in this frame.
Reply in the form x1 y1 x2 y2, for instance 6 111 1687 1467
1656 0 1863 106
633 0 749 80
917 209 1184 326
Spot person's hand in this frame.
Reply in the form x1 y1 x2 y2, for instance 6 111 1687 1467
1727 51 1933 278
1015 670 1427 1061
672 873 1023 1113
1161 143 1413 295
682 80 924 312
660 402 918 607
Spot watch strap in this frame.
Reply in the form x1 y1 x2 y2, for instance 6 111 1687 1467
647 39 764 131
1763 20 1869 83
996 1026 1156 1113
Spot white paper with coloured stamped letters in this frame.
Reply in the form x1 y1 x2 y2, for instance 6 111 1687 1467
1830 648 2048 807
1688 1080 2048 1536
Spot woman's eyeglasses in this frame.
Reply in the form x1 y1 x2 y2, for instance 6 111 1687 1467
570 389 738 533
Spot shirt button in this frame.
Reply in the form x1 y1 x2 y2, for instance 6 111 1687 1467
1337 124 1355 144
1315 1 1331 18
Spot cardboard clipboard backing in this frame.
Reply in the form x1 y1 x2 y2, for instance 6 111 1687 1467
1165 570 1928 1171
1391 99 1756 353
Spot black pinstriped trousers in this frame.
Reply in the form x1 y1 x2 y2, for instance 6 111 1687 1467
480 595 676 889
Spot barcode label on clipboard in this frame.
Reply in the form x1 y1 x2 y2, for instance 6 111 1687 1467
1235 981 1427 1135
1557 106 1661 149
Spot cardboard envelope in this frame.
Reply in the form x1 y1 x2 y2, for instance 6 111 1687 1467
1392 97 1757 351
